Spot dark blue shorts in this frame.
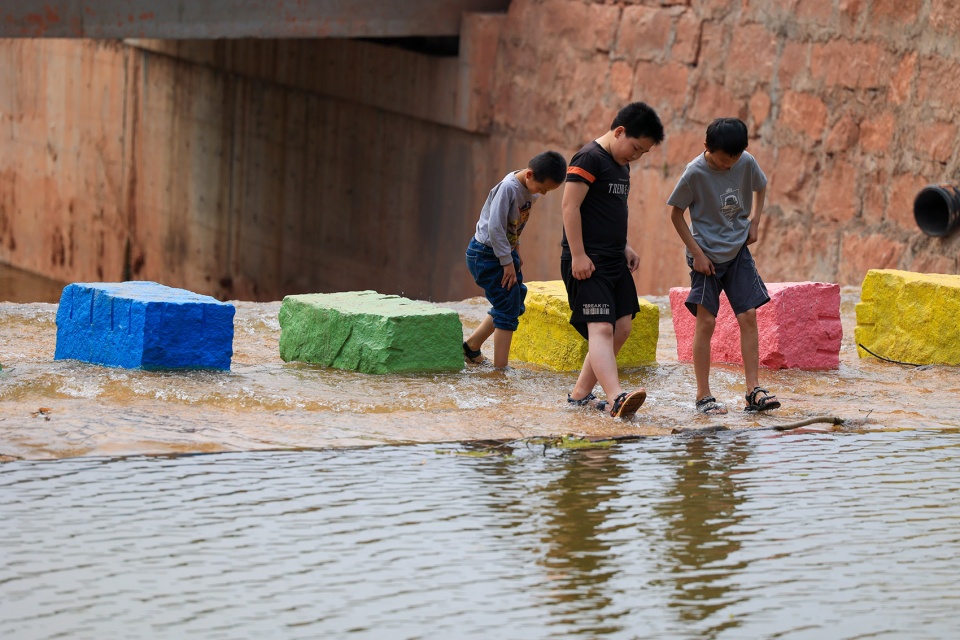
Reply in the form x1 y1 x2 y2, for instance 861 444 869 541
466 238 526 331
685 244 770 317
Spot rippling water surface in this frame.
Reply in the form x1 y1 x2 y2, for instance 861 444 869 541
4 430 960 639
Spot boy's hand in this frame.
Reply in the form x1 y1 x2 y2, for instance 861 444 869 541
692 253 715 276
625 246 640 272
571 254 595 280
746 219 759 246
501 262 518 290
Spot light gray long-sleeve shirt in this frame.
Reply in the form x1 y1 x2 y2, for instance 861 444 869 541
473 171 538 266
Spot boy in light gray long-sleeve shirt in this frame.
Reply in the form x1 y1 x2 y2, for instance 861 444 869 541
668 117 782 415
463 151 566 368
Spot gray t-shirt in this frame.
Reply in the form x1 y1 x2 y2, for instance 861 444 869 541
667 151 767 264
473 171 537 266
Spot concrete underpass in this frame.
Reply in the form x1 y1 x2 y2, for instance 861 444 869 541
0 1 512 301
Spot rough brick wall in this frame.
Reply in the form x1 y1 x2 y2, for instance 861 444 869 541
491 0 960 295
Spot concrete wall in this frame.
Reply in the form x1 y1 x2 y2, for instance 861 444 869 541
0 1 511 38
123 41 494 301
0 31 501 301
3 0 960 302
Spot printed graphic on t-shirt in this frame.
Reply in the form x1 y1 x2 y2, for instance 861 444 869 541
506 200 532 246
581 302 610 316
608 180 629 202
719 188 742 222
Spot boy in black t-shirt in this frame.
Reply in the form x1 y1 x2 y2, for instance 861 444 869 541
561 102 664 419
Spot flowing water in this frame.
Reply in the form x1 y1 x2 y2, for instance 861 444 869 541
3 263 960 639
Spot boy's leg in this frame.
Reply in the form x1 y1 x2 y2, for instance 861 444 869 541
474 250 525 367
492 328 513 369
721 245 777 410
585 321 623 400
693 305 717 402
571 315 633 399
736 308 780 410
465 314 495 355
736 308 759 391
685 254 724 412
464 239 504 363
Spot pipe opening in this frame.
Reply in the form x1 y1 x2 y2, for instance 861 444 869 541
914 186 958 237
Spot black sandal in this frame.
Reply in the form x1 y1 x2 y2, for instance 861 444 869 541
745 387 781 412
567 392 608 412
610 389 646 419
696 395 727 415
462 341 485 365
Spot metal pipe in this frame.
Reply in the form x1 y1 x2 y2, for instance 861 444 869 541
914 184 960 237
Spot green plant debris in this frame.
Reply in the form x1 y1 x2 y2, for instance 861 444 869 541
552 435 615 450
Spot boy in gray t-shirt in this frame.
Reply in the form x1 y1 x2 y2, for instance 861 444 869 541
667 118 781 415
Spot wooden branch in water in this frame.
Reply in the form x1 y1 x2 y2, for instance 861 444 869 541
450 416 849 454
771 416 844 431
674 416 847 436
671 425 729 435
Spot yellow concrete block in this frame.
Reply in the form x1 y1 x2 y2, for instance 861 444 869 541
855 269 960 365
510 280 658 371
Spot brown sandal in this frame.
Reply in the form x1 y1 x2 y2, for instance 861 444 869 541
610 389 646 419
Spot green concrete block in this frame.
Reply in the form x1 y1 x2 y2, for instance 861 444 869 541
510 280 658 371
278 290 463 374
855 269 960 365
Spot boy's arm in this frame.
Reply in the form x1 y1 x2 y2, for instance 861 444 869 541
486 185 519 290
486 187 516 266
562 181 595 279
624 245 639 272
746 187 766 246
670 205 715 276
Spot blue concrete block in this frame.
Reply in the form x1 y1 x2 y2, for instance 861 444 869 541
55 281 235 370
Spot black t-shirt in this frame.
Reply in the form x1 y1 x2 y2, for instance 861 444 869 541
560 141 630 260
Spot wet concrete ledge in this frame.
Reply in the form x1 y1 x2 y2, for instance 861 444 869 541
2 288 958 461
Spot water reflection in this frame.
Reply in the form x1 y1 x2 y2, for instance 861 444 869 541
4 432 960 638
538 447 628 636
653 435 750 636
456 439 637 635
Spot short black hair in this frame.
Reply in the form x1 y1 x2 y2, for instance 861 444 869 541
610 102 665 144
705 118 749 155
529 150 567 184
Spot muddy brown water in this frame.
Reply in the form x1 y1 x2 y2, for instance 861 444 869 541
3 264 960 639
1 270 957 461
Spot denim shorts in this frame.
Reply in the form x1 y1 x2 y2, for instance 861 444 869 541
466 238 526 331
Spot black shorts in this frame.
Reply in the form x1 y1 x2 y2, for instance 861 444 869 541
560 255 641 340
685 244 770 317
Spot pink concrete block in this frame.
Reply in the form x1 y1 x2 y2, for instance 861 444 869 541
669 282 842 369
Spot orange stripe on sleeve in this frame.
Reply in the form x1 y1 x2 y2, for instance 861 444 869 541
567 166 596 183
